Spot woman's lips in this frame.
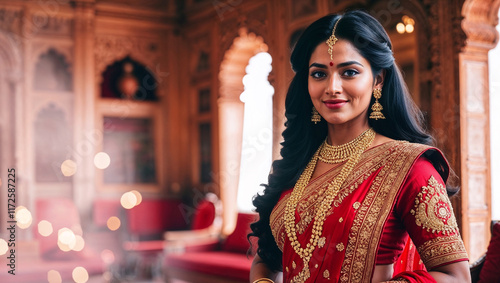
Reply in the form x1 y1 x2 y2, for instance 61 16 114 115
324 99 348 109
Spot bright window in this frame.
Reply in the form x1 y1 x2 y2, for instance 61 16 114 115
237 52 274 212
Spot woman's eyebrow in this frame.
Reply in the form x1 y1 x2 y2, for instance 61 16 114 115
309 61 364 69
309 62 328 69
337 61 364 68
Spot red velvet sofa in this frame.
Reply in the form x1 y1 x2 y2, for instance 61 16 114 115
470 220 500 283
163 212 257 283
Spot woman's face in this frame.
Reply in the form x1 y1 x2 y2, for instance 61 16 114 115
308 39 383 127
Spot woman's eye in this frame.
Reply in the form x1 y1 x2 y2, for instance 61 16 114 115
310 71 326 79
342 69 359 77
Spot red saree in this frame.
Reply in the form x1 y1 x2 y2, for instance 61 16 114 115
270 141 468 282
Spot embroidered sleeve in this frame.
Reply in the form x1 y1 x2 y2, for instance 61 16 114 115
396 157 468 270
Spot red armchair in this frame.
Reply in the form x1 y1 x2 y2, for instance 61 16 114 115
163 212 257 283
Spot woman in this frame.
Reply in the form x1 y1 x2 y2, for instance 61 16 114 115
248 11 470 283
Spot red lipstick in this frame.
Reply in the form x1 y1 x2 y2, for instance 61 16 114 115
324 99 347 109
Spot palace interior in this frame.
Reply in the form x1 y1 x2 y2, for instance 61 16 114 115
0 0 499 282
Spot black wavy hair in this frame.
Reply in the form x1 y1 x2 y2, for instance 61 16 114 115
248 10 436 272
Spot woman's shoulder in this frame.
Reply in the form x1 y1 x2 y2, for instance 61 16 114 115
376 140 449 182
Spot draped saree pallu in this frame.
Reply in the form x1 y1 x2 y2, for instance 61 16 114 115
270 141 468 283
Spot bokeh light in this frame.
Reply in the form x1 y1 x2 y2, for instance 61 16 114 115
94 152 111 169
130 190 142 206
57 240 71 252
71 224 83 236
38 220 53 237
72 266 89 283
61 159 77 177
0 239 8 255
405 24 414 33
15 206 33 229
58 228 76 250
107 216 121 231
102 271 112 281
47 270 62 283
396 23 405 34
120 191 137 209
100 249 115 265
73 235 85 252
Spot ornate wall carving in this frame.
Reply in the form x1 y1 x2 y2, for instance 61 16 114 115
30 15 74 37
0 7 22 35
94 35 161 83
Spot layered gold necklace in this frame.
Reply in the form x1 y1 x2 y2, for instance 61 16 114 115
318 128 373 164
284 128 375 282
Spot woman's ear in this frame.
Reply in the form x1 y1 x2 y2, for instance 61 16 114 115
374 69 386 89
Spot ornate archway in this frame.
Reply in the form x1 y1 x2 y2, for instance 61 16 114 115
218 28 269 235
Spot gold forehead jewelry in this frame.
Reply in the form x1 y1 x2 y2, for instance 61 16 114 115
326 17 342 60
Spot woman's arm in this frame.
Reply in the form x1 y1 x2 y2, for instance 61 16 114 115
428 261 471 283
250 254 280 283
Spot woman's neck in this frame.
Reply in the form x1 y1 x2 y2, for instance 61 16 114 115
326 123 371 146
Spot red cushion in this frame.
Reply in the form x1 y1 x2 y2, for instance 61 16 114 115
479 222 500 283
164 251 253 281
191 200 216 230
222 213 257 254
35 198 82 259
93 199 121 228
127 199 188 238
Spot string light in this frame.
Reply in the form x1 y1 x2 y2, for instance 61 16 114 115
0 239 8 255
15 206 32 229
72 267 89 283
38 220 53 237
396 15 415 34
61 159 77 176
107 216 121 231
47 270 62 283
94 152 111 169
120 191 137 209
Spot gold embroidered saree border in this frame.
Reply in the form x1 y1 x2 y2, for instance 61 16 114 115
340 142 431 283
269 141 401 252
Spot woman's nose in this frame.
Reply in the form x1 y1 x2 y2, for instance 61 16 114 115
325 73 341 94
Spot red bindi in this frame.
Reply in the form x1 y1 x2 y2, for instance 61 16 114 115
329 62 334 66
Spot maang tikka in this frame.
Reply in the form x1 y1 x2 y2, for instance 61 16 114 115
326 17 342 61
369 89 386 120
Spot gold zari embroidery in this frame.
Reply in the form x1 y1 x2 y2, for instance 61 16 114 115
417 235 468 269
336 242 345 251
410 176 458 235
323 269 330 279
353 202 361 210
318 237 326 248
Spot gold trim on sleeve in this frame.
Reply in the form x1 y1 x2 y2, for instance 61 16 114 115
417 235 468 269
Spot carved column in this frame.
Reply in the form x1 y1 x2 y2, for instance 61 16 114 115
73 0 96 224
460 0 499 261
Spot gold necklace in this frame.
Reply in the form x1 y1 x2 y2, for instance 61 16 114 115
284 128 375 282
318 128 373 164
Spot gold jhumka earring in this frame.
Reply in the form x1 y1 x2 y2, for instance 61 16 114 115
311 107 321 124
326 17 342 61
369 88 386 120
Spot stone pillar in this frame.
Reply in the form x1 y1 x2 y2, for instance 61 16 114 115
73 0 96 225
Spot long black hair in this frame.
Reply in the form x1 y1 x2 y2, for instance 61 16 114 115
248 10 434 272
